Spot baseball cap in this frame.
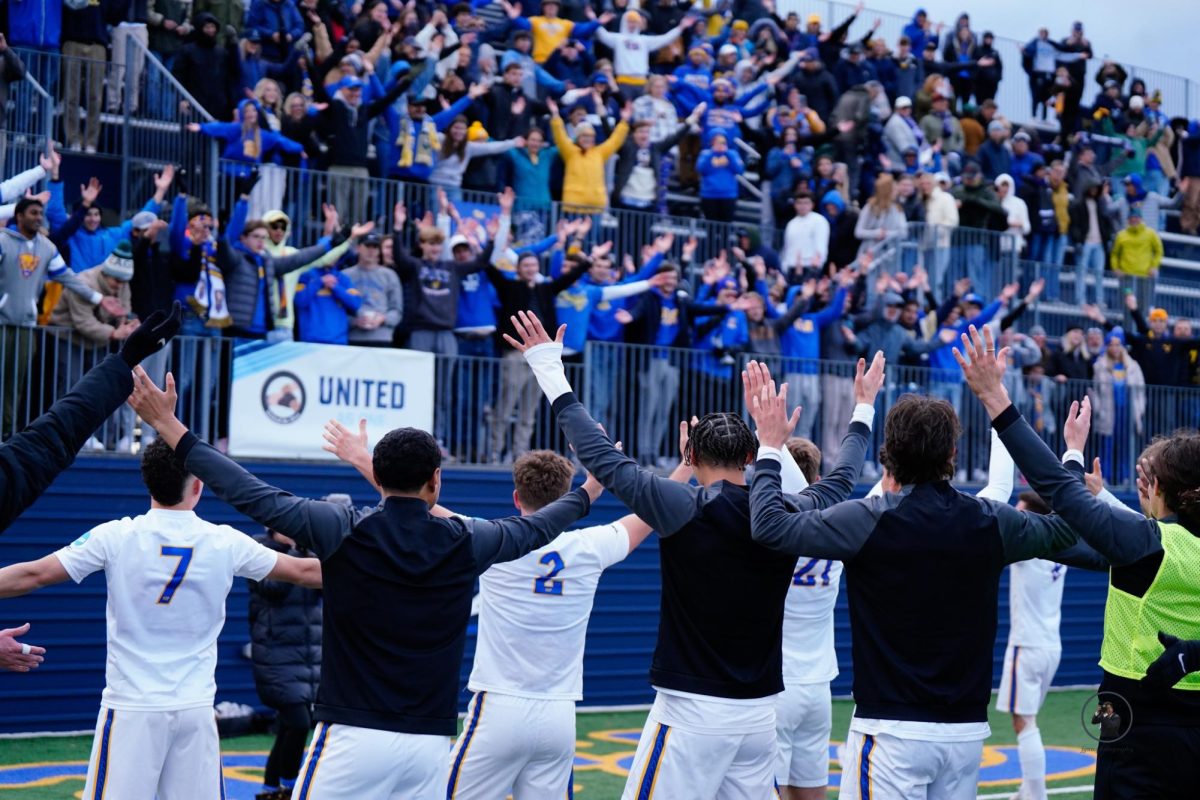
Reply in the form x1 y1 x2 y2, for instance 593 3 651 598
962 161 982 178
1028 324 1047 337
731 19 749 31
719 43 738 57
447 234 471 250
934 171 952 185
806 12 821 24
962 292 985 306
360 232 382 246
1129 95 1145 111
895 96 913 109
131 210 158 230
1149 308 1169 322
987 120 1006 134
883 291 905 307
1012 131 1031 143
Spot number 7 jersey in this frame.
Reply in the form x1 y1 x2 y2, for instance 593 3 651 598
782 557 844 685
54 509 279 711
468 522 630 700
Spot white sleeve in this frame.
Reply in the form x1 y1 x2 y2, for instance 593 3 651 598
599 280 651 301
976 428 1015 503
593 522 633 570
866 480 885 498
0 165 47 203
54 521 121 583
226 528 280 580
778 445 809 493
524 340 574 402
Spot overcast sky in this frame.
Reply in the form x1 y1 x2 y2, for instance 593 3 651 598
860 0 1194 79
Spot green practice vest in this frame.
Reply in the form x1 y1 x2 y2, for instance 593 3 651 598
1099 521 1200 688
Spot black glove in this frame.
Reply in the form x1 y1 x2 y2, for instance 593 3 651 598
119 301 183 368
1142 631 1200 690
234 167 260 199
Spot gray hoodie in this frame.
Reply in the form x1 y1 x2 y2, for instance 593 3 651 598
0 227 101 326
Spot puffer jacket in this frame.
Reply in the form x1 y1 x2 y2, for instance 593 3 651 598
248 534 322 708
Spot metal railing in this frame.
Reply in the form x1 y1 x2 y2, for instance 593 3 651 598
1 325 1187 493
1 54 53 178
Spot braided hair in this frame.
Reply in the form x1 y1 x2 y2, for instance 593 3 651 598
685 412 757 470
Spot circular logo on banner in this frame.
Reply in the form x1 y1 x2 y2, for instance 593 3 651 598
261 371 306 424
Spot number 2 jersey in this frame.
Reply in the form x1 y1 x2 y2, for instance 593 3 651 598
54 509 279 712
468 522 630 701
782 557 844 685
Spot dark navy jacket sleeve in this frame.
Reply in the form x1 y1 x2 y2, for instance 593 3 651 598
176 432 358 559
467 487 592 574
749 460 881 558
552 392 701 537
793 420 871 509
992 403 1161 566
0 354 134 532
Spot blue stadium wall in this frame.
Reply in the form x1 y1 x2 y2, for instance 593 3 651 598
0 457 1111 733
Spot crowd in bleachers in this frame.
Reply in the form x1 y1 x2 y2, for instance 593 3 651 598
1 1 1200 472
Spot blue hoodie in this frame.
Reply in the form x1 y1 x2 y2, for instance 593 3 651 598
587 253 663 342
698 148 745 199
820 189 846 222
48 182 161 272
294 265 363 344
902 10 932 56
198 101 306 177
696 310 749 378
779 286 848 371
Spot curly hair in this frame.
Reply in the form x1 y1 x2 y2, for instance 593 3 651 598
140 439 192 506
879 394 961 485
1146 432 1200 519
786 438 822 484
686 412 757 470
373 427 441 492
512 450 575 511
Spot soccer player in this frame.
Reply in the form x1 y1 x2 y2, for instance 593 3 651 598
504 310 883 798
129 368 602 800
959 324 1200 800
0 439 321 798
748 361 1084 800
997 491 1064 800
0 302 180 671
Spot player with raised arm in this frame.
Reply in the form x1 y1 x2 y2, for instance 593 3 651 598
128 368 601 800
957 324 1200 800
504 310 883 799
0 439 321 799
322 417 687 799
747 359 1086 800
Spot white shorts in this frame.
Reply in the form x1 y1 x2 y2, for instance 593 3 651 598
774 681 832 788
446 691 576 800
839 730 982 800
995 645 1061 716
81 705 224 800
620 695 778 800
294 721 450 800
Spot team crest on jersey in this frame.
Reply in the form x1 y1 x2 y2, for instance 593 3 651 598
18 253 39 278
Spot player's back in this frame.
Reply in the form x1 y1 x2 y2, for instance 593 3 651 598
655 482 798 699
55 509 277 710
782 557 844 684
1008 558 1066 648
470 522 630 700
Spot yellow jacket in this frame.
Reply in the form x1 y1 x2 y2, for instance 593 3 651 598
1110 223 1164 277
529 17 575 63
551 116 629 211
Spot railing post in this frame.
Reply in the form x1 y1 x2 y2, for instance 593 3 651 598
208 139 219 219
120 43 135 215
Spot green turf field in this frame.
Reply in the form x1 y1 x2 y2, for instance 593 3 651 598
0 690 1099 798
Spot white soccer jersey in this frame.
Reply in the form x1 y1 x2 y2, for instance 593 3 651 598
1007 559 1066 649
55 509 278 711
468 522 629 700
781 556 843 684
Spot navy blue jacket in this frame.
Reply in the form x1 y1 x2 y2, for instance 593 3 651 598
249 535 322 708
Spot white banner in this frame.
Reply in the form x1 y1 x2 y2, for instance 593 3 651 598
229 341 435 460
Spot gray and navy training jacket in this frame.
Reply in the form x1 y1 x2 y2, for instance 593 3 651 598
750 451 1081 724
551 391 871 700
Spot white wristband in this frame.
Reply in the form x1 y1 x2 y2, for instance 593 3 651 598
756 445 783 463
522 341 573 402
1062 449 1085 467
851 402 876 430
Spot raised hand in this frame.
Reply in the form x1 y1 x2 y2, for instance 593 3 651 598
350 220 375 239
1085 457 1104 497
1062 396 1092 453
1026 277 1046 301
742 360 776 417
80 177 102 207
953 325 1011 417
322 203 340 237
323 418 371 470
498 186 515 215
393 201 407 230
127 367 179 429
153 163 176 196
502 310 565 353
39 142 61 176
854 351 886 405
679 415 699 463
749 381 799 450
1136 456 1155 509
